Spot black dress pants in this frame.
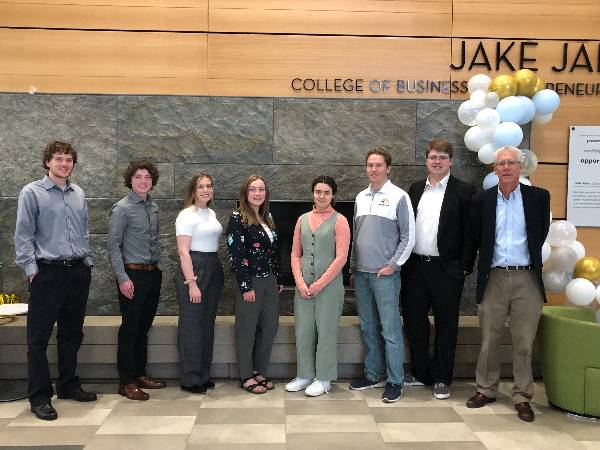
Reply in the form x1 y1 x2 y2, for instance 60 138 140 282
117 268 162 385
27 262 91 407
176 251 224 388
400 255 465 386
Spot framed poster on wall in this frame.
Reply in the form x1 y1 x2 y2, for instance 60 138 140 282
567 126 600 227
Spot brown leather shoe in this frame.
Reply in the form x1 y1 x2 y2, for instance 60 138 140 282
136 376 166 389
119 383 149 401
515 402 535 422
466 392 496 408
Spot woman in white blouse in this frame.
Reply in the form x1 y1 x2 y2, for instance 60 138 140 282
175 173 224 394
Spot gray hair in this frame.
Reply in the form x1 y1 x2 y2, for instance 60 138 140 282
493 146 524 163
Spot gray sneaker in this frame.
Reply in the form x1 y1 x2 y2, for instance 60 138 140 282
433 382 450 399
404 374 425 386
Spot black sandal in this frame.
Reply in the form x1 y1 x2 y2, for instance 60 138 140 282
253 371 275 390
239 377 266 394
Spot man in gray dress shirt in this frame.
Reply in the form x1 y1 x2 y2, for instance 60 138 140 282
15 140 97 421
107 160 165 401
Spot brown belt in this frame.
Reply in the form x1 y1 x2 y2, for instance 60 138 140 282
125 263 158 271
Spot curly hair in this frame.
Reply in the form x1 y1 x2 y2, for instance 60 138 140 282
42 141 77 170
123 160 159 189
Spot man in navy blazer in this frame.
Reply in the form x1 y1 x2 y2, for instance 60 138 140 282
401 139 477 400
466 146 550 423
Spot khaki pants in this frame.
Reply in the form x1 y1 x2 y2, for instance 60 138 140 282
475 269 543 404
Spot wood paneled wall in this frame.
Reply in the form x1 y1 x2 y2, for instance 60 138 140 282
1 0 599 262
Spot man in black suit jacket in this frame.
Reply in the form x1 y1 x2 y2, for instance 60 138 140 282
466 146 550 423
401 139 477 400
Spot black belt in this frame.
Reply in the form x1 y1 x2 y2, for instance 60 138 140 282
413 254 441 262
493 265 531 271
38 258 83 267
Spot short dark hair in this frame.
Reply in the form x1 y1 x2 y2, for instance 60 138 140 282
42 141 77 171
123 160 159 189
365 147 392 167
311 175 338 207
426 139 453 159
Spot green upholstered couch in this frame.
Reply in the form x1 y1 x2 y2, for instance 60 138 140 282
539 306 600 417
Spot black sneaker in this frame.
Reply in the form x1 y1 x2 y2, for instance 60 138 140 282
433 382 450 399
349 378 386 390
203 380 216 390
382 382 402 403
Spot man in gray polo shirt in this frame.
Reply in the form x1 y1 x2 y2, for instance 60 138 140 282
107 160 165 401
15 140 96 421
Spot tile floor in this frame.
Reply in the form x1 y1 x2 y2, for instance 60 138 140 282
0 380 599 449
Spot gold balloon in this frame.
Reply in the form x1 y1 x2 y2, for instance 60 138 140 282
514 69 538 97
531 77 544 96
489 74 517 99
573 256 600 282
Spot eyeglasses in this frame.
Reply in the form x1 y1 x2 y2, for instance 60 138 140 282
427 155 450 161
248 187 266 193
494 160 520 167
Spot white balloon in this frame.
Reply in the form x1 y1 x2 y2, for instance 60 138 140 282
542 241 551 263
492 122 523 148
458 100 485 126
470 89 487 106
521 149 539 176
548 246 578 272
464 126 492 152
475 108 501 131
547 220 577 247
483 172 499 190
496 96 524 123
568 241 586 260
543 269 570 294
565 278 597 306
478 143 496 164
517 96 537 125
533 112 553 124
532 89 560 115
468 74 492 94
484 91 500 109
519 177 531 186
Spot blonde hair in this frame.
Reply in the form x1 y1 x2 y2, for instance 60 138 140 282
237 174 274 229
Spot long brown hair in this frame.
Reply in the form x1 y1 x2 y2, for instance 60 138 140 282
237 174 274 229
182 173 214 209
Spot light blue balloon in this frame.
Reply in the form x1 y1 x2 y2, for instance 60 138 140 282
496 96 524 123
483 172 499 190
532 89 560 115
492 122 523 148
517 96 536 125
596 309 600 324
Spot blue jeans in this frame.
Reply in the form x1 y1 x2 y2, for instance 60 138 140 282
354 271 404 386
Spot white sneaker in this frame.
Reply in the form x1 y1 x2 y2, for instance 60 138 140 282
305 380 331 397
285 378 312 392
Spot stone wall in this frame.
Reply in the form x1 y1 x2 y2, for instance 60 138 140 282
0 94 523 315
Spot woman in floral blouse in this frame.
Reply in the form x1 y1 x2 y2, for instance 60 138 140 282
226 174 282 394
